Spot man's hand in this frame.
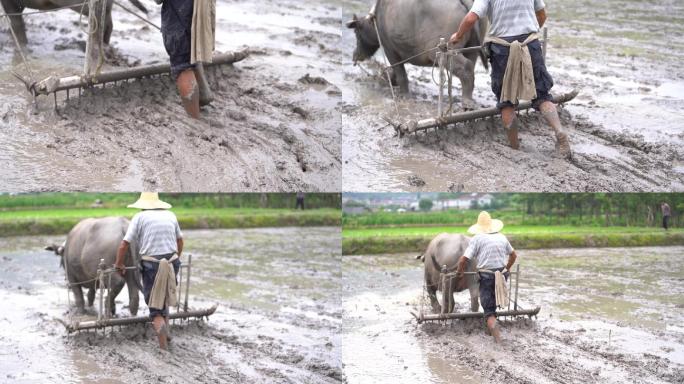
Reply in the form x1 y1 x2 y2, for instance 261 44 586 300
115 262 126 277
449 32 462 45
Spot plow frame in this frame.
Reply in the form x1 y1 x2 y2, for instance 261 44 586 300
383 27 579 136
63 253 217 334
2 0 248 110
413 263 540 324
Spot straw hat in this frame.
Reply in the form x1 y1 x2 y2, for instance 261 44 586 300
127 192 172 210
467 211 504 235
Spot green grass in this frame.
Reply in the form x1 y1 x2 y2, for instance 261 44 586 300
342 226 684 255
0 208 341 237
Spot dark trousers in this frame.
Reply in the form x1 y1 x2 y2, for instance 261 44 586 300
142 253 181 318
663 215 670 230
296 198 304 210
478 267 509 318
161 0 195 78
489 33 554 111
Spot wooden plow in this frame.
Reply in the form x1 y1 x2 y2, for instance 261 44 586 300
2 0 248 109
411 264 540 324
62 253 217 334
383 27 579 136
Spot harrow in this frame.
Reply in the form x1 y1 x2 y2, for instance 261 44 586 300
61 253 217 334
375 27 579 136
411 264 540 324
2 0 248 109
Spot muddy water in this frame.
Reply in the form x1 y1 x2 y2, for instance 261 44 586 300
342 246 684 383
0 0 343 192
341 0 684 191
0 227 343 383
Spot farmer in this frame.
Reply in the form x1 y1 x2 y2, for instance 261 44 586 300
115 192 183 350
296 192 305 210
449 0 572 159
661 202 671 230
457 211 517 343
158 0 215 118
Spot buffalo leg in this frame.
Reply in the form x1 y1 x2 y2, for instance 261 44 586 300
426 283 441 313
103 0 113 44
71 285 86 314
106 278 125 316
386 51 409 94
3 0 27 47
448 53 476 110
469 283 480 312
87 288 96 307
126 273 140 316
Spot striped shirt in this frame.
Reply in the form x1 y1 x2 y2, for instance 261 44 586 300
463 233 514 270
471 0 546 38
123 210 183 256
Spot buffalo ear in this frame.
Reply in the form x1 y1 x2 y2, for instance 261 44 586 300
45 245 56 252
346 14 358 28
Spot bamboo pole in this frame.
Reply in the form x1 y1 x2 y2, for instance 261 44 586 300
415 306 540 324
64 304 218 333
34 50 249 95
397 89 579 135
84 0 106 77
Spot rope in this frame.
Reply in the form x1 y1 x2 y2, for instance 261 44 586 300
371 17 399 114
113 0 160 31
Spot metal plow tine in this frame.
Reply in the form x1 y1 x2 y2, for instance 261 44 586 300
63 304 218 333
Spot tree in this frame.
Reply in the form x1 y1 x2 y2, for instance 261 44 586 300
419 199 433 212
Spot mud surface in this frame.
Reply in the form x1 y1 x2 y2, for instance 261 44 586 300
0 227 343 383
0 0 342 192
342 246 684 383
341 0 684 191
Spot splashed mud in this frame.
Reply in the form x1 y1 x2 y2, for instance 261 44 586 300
342 246 684 383
341 0 684 191
0 227 343 383
0 0 342 192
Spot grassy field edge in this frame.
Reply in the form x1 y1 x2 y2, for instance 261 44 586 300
342 231 684 255
0 209 341 237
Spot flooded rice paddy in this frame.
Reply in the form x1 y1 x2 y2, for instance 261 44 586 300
341 0 684 191
0 0 343 191
342 246 684 383
0 227 343 383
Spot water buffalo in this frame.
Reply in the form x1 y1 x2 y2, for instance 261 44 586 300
417 233 478 313
45 216 140 316
1 0 148 47
346 0 488 108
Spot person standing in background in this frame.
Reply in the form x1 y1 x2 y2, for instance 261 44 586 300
661 202 671 230
296 192 305 210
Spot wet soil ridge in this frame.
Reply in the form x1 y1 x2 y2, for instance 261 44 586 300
341 0 684 192
0 228 343 383
0 0 343 192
